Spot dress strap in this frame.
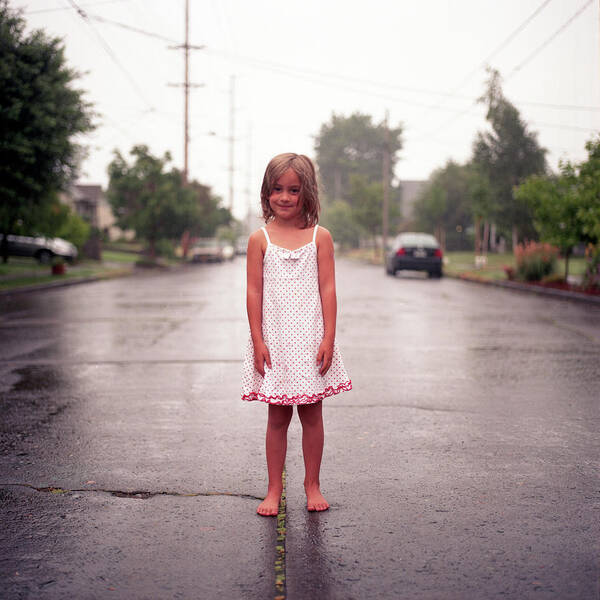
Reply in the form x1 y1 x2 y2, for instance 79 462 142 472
312 224 319 243
261 226 271 244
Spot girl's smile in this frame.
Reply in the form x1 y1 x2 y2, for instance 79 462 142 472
269 169 302 220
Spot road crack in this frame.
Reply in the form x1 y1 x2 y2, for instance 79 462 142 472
274 467 287 600
0 483 263 501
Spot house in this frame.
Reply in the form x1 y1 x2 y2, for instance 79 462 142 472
62 184 133 241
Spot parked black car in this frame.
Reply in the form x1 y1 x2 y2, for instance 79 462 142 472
1 234 78 263
386 232 443 277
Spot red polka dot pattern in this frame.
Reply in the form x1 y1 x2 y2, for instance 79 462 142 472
242 225 352 405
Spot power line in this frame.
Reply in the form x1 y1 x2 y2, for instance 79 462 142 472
518 100 600 112
412 0 553 129
65 0 154 111
70 14 599 115
529 120 598 133
206 48 474 100
25 0 131 14
89 14 179 43
507 0 594 78
451 0 554 93
412 0 596 141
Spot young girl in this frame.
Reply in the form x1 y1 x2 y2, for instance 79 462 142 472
242 152 352 516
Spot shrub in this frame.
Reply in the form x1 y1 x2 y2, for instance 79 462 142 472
56 209 91 252
514 241 558 281
503 265 515 280
153 239 176 259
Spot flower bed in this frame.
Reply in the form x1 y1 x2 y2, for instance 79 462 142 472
525 279 600 297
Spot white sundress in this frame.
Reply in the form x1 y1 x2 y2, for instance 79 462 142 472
241 225 352 405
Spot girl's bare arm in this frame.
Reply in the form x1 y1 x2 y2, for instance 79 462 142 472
246 231 271 376
316 227 337 375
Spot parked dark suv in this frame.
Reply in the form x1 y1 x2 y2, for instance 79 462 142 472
386 232 443 278
1 234 78 263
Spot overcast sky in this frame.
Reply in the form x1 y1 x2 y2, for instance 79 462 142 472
13 0 600 219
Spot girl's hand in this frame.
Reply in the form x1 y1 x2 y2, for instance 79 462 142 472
317 340 333 376
254 341 271 377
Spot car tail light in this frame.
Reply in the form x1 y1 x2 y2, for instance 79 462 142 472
434 248 443 258
396 247 405 256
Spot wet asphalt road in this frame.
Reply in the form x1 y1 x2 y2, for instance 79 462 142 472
0 258 599 600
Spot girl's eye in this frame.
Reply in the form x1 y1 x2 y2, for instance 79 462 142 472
291 188 300 194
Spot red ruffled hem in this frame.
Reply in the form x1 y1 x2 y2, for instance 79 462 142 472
241 380 352 405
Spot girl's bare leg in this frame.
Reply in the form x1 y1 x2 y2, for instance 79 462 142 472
257 404 293 516
297 401 329 511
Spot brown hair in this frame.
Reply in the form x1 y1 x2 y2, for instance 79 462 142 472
260 153 320 227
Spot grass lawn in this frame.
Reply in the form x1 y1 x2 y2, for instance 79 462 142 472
0 253 136 292
445 252 587 281
103 241 145 253
340 248 587 282
102 250 140 263
0 258 50 276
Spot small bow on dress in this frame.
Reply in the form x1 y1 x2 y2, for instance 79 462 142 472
281 248 305 261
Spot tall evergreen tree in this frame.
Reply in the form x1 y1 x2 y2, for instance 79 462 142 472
472 68 546 250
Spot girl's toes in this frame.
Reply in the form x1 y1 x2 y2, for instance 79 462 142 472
257 499 279 516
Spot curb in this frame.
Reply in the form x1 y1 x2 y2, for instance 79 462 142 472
448 272 600 305
0 267 135 297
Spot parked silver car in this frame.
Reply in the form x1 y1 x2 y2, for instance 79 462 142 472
190 238 224 263
1 234 78 263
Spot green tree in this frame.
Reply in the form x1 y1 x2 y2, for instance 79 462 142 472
413 161 473 249
414 181 447 246
0 1 95 261
576 138 600 242
515 136 600 279
56 209 90 252
187 180 231 238
347 174 401 248
107 145 231 257
320 200 362 249
315 112 403 203
515 174 579 279
466 165 494 254
472 68 546 250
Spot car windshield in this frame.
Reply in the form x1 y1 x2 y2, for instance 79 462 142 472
395 233 438 248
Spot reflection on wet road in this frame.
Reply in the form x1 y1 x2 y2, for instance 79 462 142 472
1 259 599 599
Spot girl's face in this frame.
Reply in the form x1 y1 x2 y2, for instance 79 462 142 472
269 168 303 222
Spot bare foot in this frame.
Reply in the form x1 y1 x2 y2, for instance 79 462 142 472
305 485 329 512
257 491 281 517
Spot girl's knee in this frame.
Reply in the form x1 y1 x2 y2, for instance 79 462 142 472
298 401 323 427
268 405 293 430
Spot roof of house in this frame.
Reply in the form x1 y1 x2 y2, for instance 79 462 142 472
73 184 104 204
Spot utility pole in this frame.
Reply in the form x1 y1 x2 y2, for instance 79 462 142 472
382 109 390 269
168 0 204 185
245 122 253 234
228 75 235 211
